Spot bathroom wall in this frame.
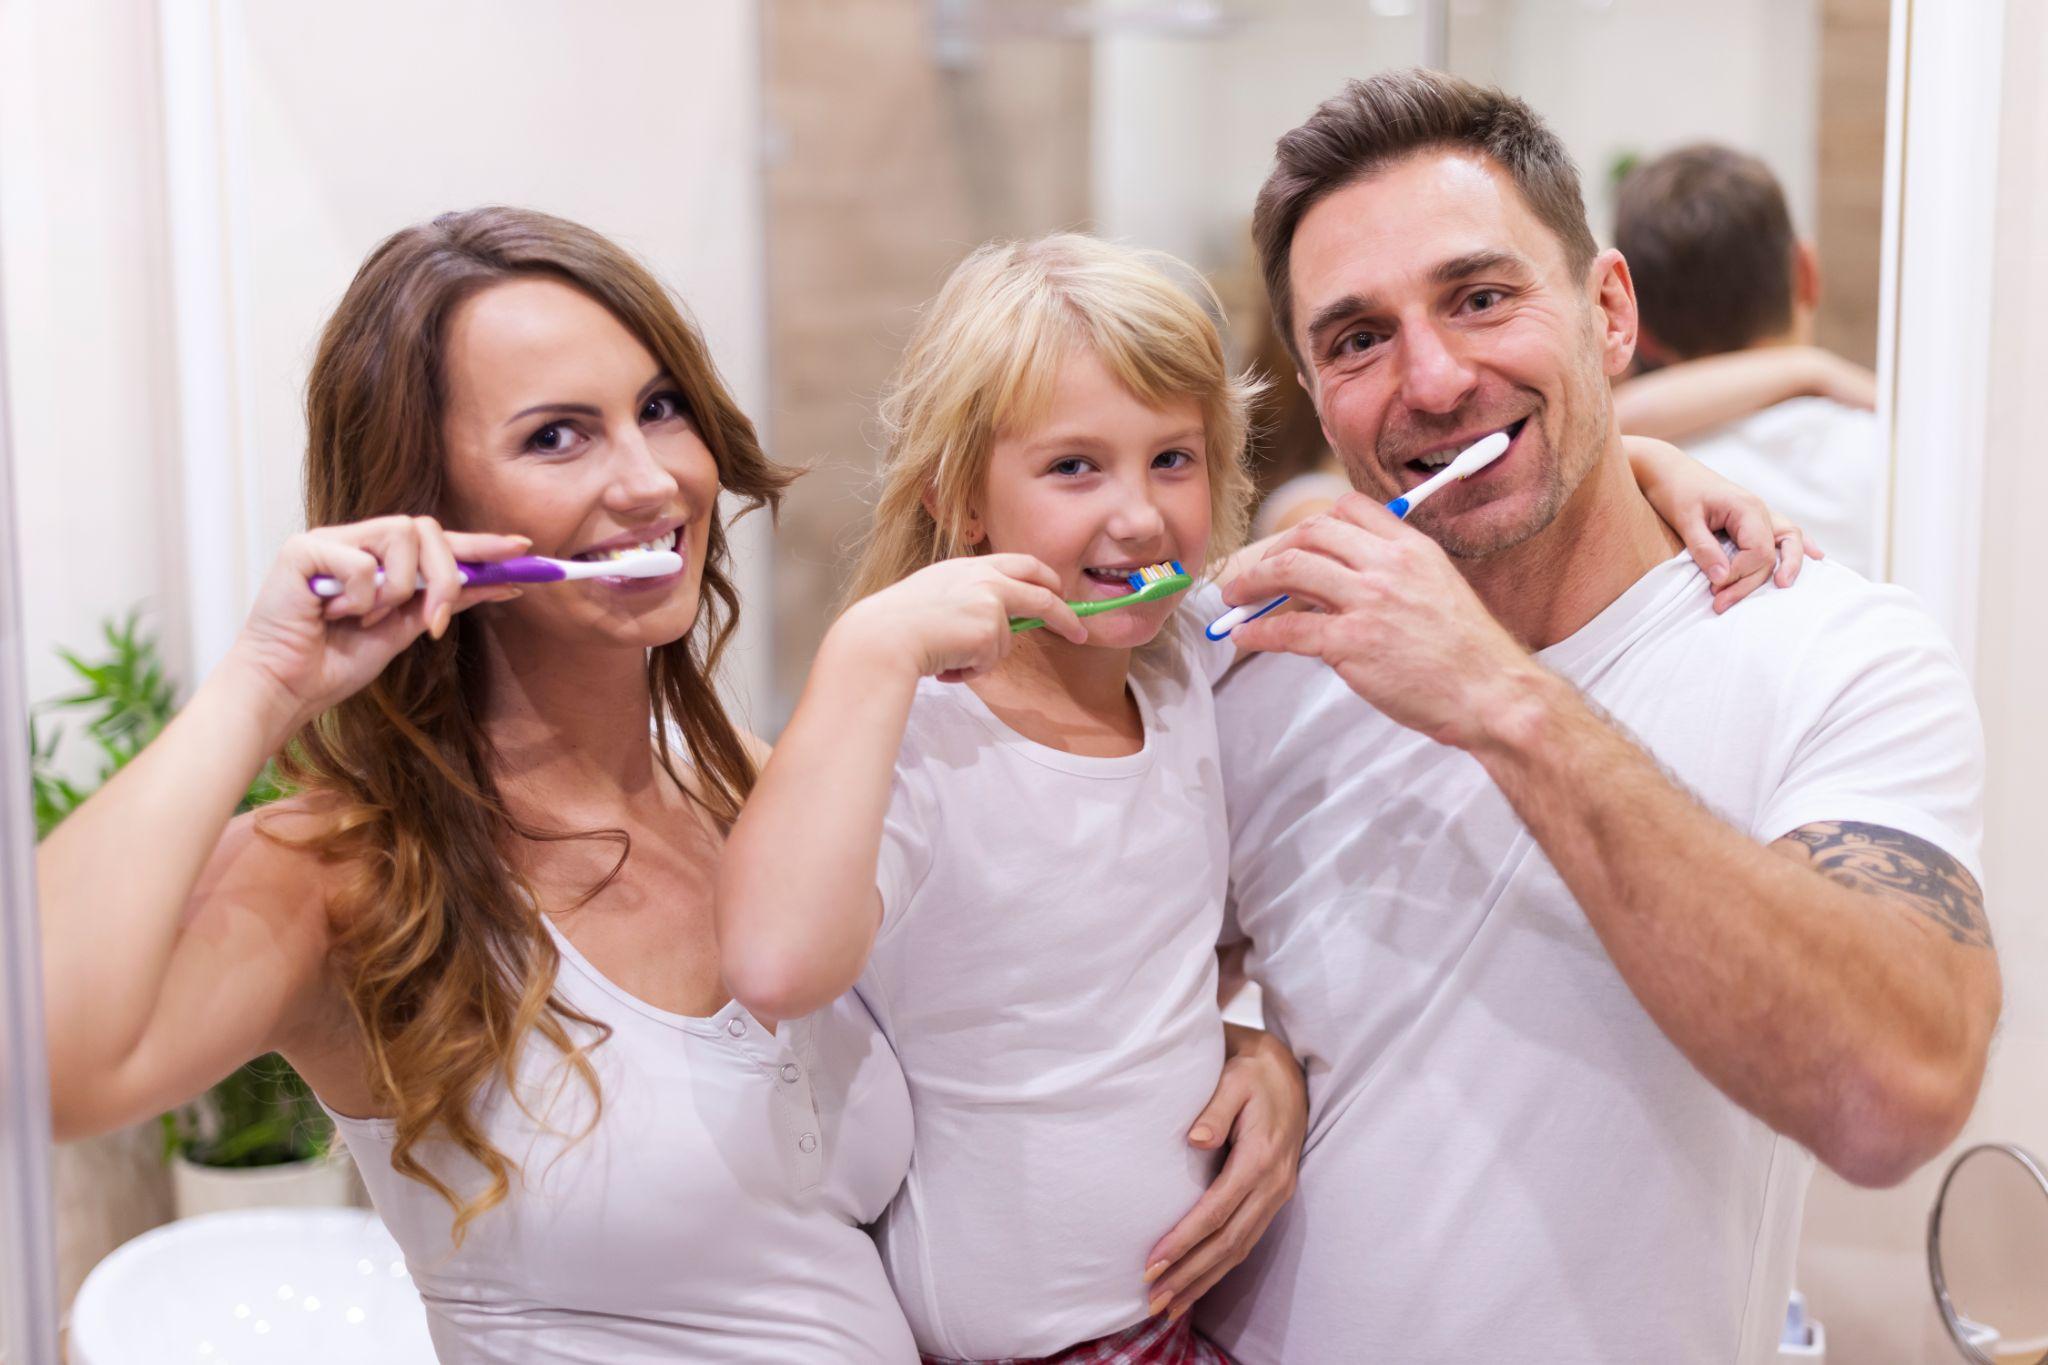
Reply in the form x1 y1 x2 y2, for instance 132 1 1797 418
762 0 1093 719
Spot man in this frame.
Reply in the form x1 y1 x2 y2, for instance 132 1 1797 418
1196 70 1997 1362
1614 144 1882 576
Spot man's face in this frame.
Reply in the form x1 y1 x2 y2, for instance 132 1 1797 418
1288 150 1636 559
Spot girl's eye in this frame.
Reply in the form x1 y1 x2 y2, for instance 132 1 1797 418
1154 448 1196 470
1050 457 1094 477
641 390 691 424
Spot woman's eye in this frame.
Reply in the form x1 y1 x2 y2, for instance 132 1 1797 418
527 421 577 455
641 390 690 424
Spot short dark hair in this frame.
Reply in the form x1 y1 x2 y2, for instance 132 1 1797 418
1253 67 1600 365
1614 144 1795 360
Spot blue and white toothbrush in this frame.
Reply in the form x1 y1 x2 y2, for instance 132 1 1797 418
1205 428 1512 641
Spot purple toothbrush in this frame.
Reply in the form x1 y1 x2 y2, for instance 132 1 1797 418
309 548 682 598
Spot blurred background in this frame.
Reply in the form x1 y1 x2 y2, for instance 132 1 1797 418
0 2 2039 1361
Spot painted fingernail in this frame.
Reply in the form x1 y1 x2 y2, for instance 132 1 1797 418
1168 1303 1187 1324
1189 1125 1214 1144
1147 1293 1170 1317
432 604 453 638
1144 1260 1168 1285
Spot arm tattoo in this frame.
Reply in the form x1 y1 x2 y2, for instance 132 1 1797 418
1779 821 1991 949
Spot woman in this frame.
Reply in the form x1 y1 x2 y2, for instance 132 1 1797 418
39 208 1303 1361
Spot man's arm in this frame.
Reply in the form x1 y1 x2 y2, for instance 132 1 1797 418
1473 676 1997 1187
1221 496 1999 1188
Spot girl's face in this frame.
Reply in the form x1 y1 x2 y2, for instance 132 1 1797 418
437 277 721 651
976 347 1210 650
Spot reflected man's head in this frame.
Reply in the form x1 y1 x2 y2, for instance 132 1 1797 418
1252 69 1640 561
1614 144 1818 367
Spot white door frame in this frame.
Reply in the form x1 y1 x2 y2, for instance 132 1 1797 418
1878 0 2007 674
0 246 62 1364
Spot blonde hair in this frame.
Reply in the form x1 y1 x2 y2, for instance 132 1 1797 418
849 233 1260 602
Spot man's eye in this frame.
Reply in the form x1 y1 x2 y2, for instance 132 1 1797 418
1336 330 1381 356
1467 289 1503 311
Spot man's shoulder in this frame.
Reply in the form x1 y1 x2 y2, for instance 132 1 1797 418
1624 558 1973 723
1709 559 1952 655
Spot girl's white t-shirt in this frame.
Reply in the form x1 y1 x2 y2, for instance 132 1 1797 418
857 637 1229 1360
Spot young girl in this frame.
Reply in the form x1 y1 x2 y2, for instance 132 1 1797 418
715 233 1804 1363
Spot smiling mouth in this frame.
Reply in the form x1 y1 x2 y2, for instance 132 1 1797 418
1078 562 1169 596
1402 417 1528 479
569 527 683 565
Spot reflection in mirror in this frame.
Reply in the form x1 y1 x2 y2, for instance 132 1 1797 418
1448 0 1894 583
1930 1143 2048 1364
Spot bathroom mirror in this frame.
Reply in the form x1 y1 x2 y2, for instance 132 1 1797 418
1929 1143 2048 1364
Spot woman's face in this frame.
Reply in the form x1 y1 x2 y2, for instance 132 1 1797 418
437 276 720 651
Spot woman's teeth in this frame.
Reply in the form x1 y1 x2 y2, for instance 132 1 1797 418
575 529 679 562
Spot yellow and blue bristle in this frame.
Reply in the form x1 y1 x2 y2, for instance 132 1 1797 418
1127 561 1184 590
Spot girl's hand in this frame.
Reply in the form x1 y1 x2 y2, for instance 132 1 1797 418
225 515 531 734
1143 1023 1306 1323
1625 436 1824 614
836 554 1087 685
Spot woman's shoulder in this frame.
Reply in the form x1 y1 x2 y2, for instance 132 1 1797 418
199 792 353 930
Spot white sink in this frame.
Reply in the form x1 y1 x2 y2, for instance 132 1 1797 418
70 1207 435 1365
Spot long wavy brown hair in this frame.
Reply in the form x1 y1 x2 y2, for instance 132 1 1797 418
272 207 791 1243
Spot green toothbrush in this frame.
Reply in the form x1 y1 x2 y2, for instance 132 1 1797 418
1009 561 1193 633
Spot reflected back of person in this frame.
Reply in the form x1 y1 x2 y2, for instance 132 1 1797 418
1615 143 1883 576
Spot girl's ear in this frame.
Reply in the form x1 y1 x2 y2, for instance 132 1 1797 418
919 483 985 549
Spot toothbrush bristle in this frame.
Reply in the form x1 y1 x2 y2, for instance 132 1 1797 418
1125 561 1183 591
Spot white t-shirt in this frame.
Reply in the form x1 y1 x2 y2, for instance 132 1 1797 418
329 918 918 1363
857 642 1228 1359
1191 556 1983 1364
1685 395 1883 579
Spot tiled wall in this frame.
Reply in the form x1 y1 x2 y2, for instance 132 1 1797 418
1816 0 1890 368
761 0 1092 719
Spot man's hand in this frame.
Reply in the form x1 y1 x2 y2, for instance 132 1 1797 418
1143 1024 1306 1322
1221 493 1537 749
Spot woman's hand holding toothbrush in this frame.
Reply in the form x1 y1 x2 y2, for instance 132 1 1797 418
835 554 1087 685
226 516 531 740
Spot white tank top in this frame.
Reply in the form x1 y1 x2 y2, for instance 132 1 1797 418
324 919 918 1363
